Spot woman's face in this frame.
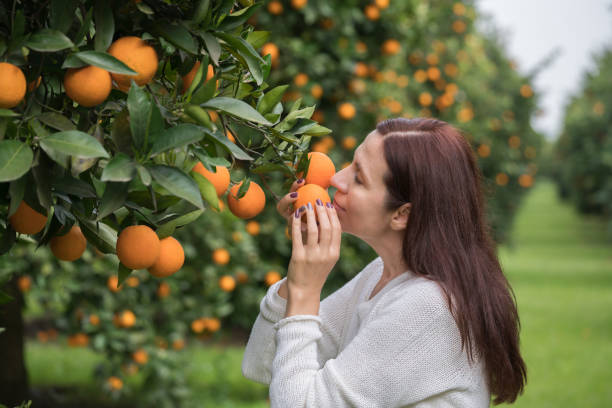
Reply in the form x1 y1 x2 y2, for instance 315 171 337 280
330 130 396 241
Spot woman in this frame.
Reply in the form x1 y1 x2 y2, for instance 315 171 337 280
242 117 527 407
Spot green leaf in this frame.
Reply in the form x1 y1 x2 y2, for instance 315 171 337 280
149 124 205 157
184 104 214 130
156 210 204 239
78 218 118 254
39 131 110 159
127 84 153 152
184 55 208 100
101 153 135 182
192 0 211 24
117 263 132 284
50 0 78 33
201 97 271 125
94 0 114 52
215 32 264 85
0 109 19 117
38 112 76 131
200 32 221 66
52 175 97 198
62 51 137 75
25 29 74 52
274 106 315 132
0 140 33 182
97 182 129 220
251 162 294 176
156 22 198 54
217 3 262 31
191 171 220 211
203 128 254 161
148 165 204 209
246 31 270 50
257 85 288 115
304 123 332 136
136 164 151 186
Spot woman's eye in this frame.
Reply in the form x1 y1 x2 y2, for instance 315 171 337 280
354 174 361 184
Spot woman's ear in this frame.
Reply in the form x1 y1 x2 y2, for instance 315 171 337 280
390 203 411 231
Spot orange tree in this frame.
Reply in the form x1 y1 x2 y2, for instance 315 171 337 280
221 0 546 321
0 0 330 405
553 47 612 237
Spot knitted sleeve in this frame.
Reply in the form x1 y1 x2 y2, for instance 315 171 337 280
269 282 474 407
241 258 380 385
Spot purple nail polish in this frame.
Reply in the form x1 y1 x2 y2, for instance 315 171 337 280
326 202 332 208
297 178 304 184
307 202 312 210
290 192 298 198
316 198 322 206
299 205 306 212
295 209 300 218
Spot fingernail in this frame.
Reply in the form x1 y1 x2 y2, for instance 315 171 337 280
307 202 312 210
299 205 306 212
295 209 300 218
326 202 332 208
316 198 322 206
297 178 304 184
290 192 298 198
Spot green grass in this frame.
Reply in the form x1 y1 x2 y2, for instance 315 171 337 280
25 179 612 407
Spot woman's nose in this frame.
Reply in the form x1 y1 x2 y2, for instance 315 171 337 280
330 169 348 193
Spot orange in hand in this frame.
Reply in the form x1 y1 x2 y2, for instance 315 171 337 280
297 151 336 189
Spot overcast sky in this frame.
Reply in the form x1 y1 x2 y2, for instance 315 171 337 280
475 0 612 141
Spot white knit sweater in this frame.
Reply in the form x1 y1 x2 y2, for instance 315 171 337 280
242 256 491 407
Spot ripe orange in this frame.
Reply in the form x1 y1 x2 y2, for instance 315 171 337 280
338 102 356 120
107 36 158 92
17 276 31 292
107 276 121 292
132 349 148 365
212 248 230 265
68 333 89 347
116 225 160 270
157 282 170 298
232 231 243 242
310 84 323 99
418 92 432 106
236 270 249 284
226 129 236 143
28 76 41 92
9 201 48 235
64 66 112 107
107 376 123 391
294 73 308 87
294 183 332 222
219 275 236 292
375 0 389 8
364 4 380 20
245 220 260 235
115 310 136 328
50 225 87 261
89 314 100 326
191 162 230 197
354 62 369 77
181 61 215 94
291 0 307 9
227 180 266 219
267 0 283 14
0 62 26 108
147 236 185 278
260 43 279 67
191 318 206 333
265 270 282 286
204 317 221 332
297 151 336 189
382 39 401 55
342 136 357 150
172 339 185 350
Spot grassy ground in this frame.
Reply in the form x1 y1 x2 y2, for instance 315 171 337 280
24 179 612 406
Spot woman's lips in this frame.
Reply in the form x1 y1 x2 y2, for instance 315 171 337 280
332 200 345 212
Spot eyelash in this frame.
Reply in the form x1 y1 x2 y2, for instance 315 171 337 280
354 173 361 184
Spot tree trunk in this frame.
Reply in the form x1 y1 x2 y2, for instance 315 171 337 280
0 275 29 405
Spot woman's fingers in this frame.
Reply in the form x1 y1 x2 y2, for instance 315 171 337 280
315 199 332 247
276 178 305 219
305 202 319 247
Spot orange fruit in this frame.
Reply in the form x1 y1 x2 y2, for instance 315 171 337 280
310 84 323 99
50 225 87 261
364 5 380 20
338 102 356 120
116 225 160 270
294 73 308 87
260 43 279 67
354 62 369 77
212 248 230 265
147 236 184 278
375 0 389 8
107 276 121 292
28 76 42 92
181 61 215 94
418 92 432 106
293 184 331 222
265 270 282 286
226 129 236 143
107 36 158 92
125 276 139 287
204 317 221 332
267 0 283 14
232 231 243 242
172 339 185 350
291 0 307 9
342 136 357 150
0 62 26 108
192 163 230 197
157 282 170 298
227 181 266 219
64 66 112 107
297 151 336 189
107 376 123 390
89 314 100 326
132 349 148 365
68 333 90 347
191 318 206 333
382 39 401 55
236 270 249 284
219 275 236 292
9 201 48 235
17 276 31 292
245 220 260 235
116 310 136 328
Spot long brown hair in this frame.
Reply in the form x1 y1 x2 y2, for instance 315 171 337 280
376 117 527 405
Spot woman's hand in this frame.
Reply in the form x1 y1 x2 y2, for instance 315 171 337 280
287 200 342 297
276 178 308 242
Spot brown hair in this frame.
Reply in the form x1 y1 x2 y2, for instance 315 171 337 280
376 117 527 405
